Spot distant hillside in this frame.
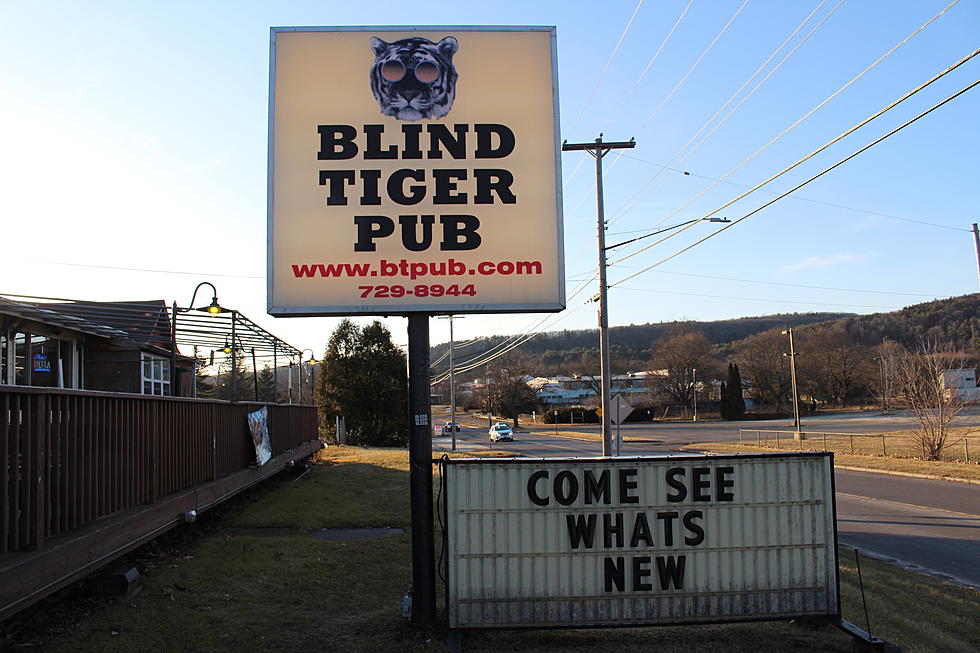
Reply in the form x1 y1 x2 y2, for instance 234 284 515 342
432 312 852 375
795 293 980 348
432 294 979 378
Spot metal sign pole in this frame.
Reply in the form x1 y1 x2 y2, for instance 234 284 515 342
407 313 435 627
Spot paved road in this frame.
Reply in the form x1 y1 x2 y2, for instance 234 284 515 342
434 412 980 589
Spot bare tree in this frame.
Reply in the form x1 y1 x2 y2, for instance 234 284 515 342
735 329 792 411
479 354 538 428
798 326 874 406
649 332 718 405
873 340 904 411
894 341 967 460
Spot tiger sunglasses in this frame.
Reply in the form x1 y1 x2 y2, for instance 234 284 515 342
380 60 441 84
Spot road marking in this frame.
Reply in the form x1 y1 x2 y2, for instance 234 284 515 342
837 492 980 518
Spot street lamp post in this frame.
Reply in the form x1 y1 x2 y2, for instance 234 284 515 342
437 315 464 451
171 282 226 397
782 328 801 437
873 355 888 412
300 348 316 405
692 367 698 422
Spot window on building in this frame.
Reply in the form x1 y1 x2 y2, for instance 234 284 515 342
141 354 171 396
14 333 28 385
0 332 7 384
0 331 78 388
29 335 58 387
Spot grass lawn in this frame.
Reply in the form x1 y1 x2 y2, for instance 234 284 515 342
686 441 980 482
9 446 978 652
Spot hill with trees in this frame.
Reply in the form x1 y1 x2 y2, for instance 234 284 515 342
434 294 979 390
433 312 852 376
797 293 980 349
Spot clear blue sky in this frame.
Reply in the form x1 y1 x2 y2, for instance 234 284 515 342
2 1 977 359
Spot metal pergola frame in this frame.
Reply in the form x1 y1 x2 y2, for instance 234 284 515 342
1 293 310 401
172 309 302 361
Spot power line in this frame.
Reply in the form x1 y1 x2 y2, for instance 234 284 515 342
27 259 264 279
430 275 599 382
610 152 972 233
609 79 980 289
564 0 694 200
610 0 961 231
605 0 844 228
639 0 749 129
614 285 901 309
611 45 980 266
663 0 847 178
562 0 756 224
568 0 646 134
431 301 591 384
624 267 945 297
603 0 697 131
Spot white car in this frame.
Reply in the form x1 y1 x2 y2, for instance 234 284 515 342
489 422 514 442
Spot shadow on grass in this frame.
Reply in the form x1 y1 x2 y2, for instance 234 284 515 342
8 447 978 652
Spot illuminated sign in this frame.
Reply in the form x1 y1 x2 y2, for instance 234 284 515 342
32 352 51 373
268 26 563 316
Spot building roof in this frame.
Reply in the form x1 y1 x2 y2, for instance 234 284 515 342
0 296 130 341
1 293 304 363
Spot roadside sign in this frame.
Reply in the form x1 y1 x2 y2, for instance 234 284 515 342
267 26 564 316
609 394 633 425
444 453 839 629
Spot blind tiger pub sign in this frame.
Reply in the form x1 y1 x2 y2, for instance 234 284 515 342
268 27 564 316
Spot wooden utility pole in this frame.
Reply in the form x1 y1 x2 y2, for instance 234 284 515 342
972 223 980 291
782 328 801 437
561 135 635 456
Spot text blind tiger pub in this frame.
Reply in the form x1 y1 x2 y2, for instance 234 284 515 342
268 27 564 316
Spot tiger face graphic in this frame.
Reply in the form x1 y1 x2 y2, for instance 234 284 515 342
370 36 459 121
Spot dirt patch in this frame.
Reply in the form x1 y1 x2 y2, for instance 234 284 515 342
312 527 404 541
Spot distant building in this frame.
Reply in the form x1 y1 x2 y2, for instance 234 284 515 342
527 371 667 406
942 368 980 402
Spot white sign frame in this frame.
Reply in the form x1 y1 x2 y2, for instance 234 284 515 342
267 26 565 316
444 452 840 630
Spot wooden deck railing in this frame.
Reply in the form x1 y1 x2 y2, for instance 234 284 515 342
1 387 318 555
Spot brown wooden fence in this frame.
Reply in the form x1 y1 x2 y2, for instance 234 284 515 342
1 387 318 555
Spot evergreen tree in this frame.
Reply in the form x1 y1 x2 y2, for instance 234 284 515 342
316 319 408 446
719 381 729 420
194 351 215 398
215 349 254 401
726 362 746 419
257 365 277 402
